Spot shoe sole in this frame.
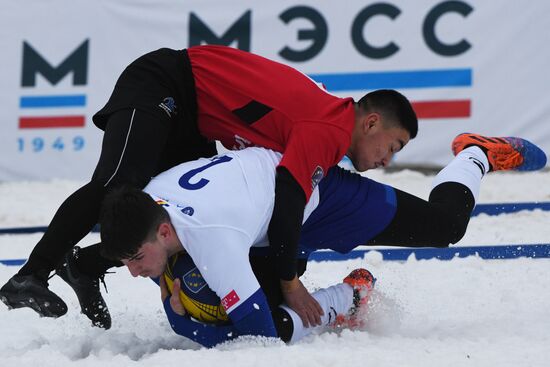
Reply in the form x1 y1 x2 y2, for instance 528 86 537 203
453 134 547 171
0 292 67 318
508 138 548 171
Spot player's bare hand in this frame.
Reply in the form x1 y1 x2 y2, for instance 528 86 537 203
160 276 186 316
159 275 170 301
281 277 323 327
169 278 187 316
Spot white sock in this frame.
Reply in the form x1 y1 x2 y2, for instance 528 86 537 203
431 146 489 204
280 283 354 344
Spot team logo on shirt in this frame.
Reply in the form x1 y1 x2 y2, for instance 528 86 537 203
182 267 207 294
159 97 177 117
180 206 194 216
221 290 240 310
311 165 324 191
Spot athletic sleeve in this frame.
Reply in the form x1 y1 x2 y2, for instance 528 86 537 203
179 227 277 340
163 292 276 348
268 167 307 281
163 298 239 348
271 122 349 280
278 121 351 200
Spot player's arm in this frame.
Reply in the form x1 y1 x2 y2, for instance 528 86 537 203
162 296 276 348
177 228 278 345
269 167 325 328
268 166 306 281
160 276 277 348
160 276 239 348
269 122 350 327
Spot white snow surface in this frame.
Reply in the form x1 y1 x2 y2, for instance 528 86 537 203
1 169 549 367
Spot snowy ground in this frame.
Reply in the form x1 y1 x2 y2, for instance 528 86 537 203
1 169 549 367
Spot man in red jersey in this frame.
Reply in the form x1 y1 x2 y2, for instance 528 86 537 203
1 46 417 330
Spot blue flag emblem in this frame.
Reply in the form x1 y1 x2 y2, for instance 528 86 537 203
182 267 207 294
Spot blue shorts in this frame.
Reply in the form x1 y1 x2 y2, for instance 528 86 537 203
298 166 397 258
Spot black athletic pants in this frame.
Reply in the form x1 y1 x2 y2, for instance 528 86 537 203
19 108 216 277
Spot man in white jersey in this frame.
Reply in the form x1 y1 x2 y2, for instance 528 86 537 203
99 133 546 347
100 148 358 346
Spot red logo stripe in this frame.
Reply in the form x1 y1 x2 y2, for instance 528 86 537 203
412 100 471 119
19 116 85 129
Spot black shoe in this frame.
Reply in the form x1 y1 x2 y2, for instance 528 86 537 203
57 247 112 329
0 273 68 317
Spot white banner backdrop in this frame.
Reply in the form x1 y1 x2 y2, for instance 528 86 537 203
1 0 549 180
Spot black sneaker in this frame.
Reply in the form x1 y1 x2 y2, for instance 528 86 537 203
57 247 112 329
0 273 68 317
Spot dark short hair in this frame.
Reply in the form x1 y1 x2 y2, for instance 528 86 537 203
99 186 170 261
357 89 418 139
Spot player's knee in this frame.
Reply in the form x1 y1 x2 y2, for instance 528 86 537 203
429 182 474 244
436 213 469 245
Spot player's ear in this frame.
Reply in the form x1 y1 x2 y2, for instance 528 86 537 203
158 222 171 239
365 112 379 132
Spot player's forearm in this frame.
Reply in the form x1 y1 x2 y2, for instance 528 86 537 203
163 289 278 347
268 167 306 281
163 298 239 348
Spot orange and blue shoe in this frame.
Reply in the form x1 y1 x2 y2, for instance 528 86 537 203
452 133 547 172
332 268 376 329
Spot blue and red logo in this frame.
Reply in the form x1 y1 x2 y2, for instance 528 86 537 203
310 68 472 119
19 40 89 129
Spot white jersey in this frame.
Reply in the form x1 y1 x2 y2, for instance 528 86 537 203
144 147 319 314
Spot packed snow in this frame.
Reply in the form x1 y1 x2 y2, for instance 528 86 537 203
1 168 549 367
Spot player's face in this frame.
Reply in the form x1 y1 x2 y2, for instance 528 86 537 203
122 241 168 278
348 115 410 171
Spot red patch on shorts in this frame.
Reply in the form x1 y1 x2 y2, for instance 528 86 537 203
221 290 240 310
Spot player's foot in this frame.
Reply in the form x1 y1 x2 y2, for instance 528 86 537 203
452 133 547 172
0 273 68 317
56 247 111 329
332 268 376 329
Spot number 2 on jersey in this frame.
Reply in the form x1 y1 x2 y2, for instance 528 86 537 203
178 155 233 190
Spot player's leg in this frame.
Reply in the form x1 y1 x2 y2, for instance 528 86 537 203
275 283 352 342
56 107 216 328
250 253 309 341
302 134 546 251
46 109 172 271
1 47 215 324
20 47 204 280
251 252 366 343
0 108 172 322
368 145 488 246
250 253 309 311
276 268 375 343
369 134 547 247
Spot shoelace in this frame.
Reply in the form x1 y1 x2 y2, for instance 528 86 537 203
52 261 113 294
98 272 115 294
